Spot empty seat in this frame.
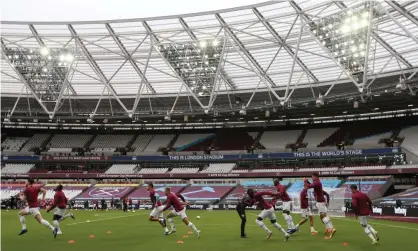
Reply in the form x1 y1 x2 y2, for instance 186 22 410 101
304 128 338 147
259 130 301 149
105 164 138 174
132 135 154 153
21 134 50 151
90 135 134 148
2 164 34 174
2 137 29 152
48 134 92 148
170 167 200 173
138 168 169 174
201 163 236 173
143 135 174 152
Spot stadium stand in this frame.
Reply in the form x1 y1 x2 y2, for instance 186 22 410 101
1 183 28 201
1 164 34 174
105 164 138 174
131 134 154 153
169 167 200 173
20 134 50 151
90 134 134 149
211 131 256 150
48 134 92 148
138 167 169 174
303 128 338 148
174 134 214 151
143 134 174 152
259 130 301 149
353 131 392 147
39 184 90 200
200 163 236 173
400 125 418 156
1 137 29 151
388 164 418 169
375 187 418 206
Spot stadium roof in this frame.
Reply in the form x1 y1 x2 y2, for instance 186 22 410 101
1 0 418 124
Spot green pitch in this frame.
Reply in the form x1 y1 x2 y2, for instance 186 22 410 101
1 209 417 251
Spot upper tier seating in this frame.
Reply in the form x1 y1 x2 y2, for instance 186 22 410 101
91 148 117 153
48 134 92 148
105 164 138 174
138 168 169 174
90 135 134 148
132 135 154 153
303 128 338 147
201 163 236 173
20 134 50 151
353 131 392 147
400 125 418 156
169 167 200 173
1 164 34 174
174 134 213 150
388 164 418 169
259 130 301 149
2 137 29 151
143 134 174 152
40 187 87 200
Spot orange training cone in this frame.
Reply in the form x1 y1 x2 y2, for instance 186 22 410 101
183 235 189 238
89 235 95 238
343 242 348 246
188 231 193 234
68 240 75 244
106 231 112 234
324 236 329 240
177 240 184 244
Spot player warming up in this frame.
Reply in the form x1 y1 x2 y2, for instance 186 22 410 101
161 187 201 238
274 178 296 234
350 184 379 244
236 194 254 238
247 188 290 241
294 183 318 234
147 183 169 235
46 184 75 235
305 173 336 238
18 178 58 238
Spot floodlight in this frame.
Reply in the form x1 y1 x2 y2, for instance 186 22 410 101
60 54 65 61
27 55 32 60
14 55 19 59
42 67 48 72
200 41 207 48
212 39 219 46
40 47 49 56
362 11 369 18
47 56 52 60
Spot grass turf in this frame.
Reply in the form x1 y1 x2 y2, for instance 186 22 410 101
1 209 417 251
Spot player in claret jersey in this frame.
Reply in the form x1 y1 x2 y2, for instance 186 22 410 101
294 183 318 234
247 188 290 241
46 184 76 235
161 187 201 238
305 173 336 238
18 178 58 238
147 183 169 235
274 178 296 233
350 184 379 244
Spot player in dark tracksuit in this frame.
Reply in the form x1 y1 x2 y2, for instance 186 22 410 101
236 195 254 238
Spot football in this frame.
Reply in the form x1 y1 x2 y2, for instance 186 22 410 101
196 216 200 219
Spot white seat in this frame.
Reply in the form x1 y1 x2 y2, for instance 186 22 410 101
48 134 93 148
138 168 169 174
201 163 236 173
105 164 138 174
2 137 29 152
21 134 50 151
90 135 134 148
1 164 34 174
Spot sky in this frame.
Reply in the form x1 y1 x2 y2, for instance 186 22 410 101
1 0 267 22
